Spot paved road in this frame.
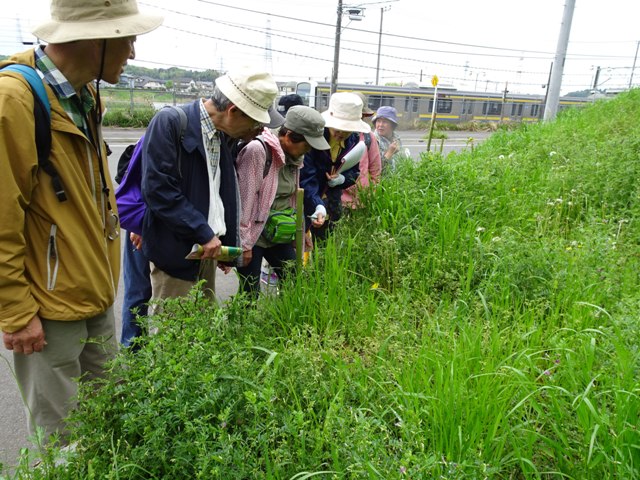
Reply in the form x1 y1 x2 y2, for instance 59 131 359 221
0 127 490 470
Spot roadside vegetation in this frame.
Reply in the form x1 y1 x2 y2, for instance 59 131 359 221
100 88 194 127
3 90 639 479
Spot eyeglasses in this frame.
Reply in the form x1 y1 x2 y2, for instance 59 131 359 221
238 108 265 131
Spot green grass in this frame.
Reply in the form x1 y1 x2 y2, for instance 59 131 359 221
4 90 639 479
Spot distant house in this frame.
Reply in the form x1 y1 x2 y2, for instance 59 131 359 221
174 77 196 92
142 80 165 90
276 81 296 95
118 73 134 87
198 81 214 91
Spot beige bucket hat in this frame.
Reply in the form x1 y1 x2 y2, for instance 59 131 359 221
32 0 163 44
216 67 279 124
321 92 371 133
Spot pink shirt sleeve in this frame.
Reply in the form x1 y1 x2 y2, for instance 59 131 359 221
235 141 266 252
366 132 382 184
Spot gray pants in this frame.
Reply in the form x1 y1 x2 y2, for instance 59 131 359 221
13 308 116 445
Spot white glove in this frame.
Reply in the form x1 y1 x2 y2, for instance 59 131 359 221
310 204 327 220
327 174 345 187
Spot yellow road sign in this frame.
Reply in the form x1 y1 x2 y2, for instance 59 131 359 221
431 75 439 87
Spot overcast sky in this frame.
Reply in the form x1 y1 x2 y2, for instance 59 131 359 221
2 0 638 95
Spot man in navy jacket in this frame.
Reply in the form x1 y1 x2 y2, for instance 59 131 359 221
141 68 278 304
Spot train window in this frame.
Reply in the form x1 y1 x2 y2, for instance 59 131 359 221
405 97 418 112
531 104 540 117
321 93 329 109
296 82 311 106
482 101 502 116
438 98 452 113
511 103 523 116
370 95 395 110
428 98 453 114
462 100 474 114
381 95 394 107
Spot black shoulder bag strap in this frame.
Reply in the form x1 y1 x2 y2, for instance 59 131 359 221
254 134 273 178
165 105 188 178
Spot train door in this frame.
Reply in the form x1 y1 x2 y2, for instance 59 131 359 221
295 81 317 108
402 96 420 124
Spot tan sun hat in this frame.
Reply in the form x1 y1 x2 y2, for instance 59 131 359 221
216 67 279 125
321 92 371 134
32 0 163 44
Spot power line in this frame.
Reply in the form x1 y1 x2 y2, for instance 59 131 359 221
147 25 600 90
140 0 634 90
185 0 635 60
144 5 556 80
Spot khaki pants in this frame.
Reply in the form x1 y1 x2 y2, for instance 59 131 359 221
148 260 217 317
13 308 116 445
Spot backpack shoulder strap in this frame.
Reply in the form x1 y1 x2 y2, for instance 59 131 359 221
163 105 188 178
170 105 188 139
1 64 67 202
2 64 50 116
254 134 272 178
363 131 372 149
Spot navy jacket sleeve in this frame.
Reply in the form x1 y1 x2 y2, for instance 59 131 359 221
141 108 214 245
300 149 325 217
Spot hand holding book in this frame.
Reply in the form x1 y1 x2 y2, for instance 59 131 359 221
185 244 242 262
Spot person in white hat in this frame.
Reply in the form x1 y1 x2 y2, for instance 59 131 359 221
0 0 162 444
140 67 279 309
236 105 331 299
341 91 382 208
299 91 370 240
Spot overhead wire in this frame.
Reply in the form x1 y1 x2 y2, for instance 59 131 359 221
138 1 634 90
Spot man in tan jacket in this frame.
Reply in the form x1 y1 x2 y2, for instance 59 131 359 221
0 0 162 444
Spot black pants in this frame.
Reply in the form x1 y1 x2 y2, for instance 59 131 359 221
237 243 297 299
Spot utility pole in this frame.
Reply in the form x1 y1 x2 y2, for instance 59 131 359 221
499 82 509 124
265 19 273 74
375 7 390 85
541 62 553 119
629 40 639 89
543 0 576 122
331 0 343 95
592 66 601 90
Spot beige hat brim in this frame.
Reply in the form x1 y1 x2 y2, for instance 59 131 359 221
322 110 371 134
216 74 271 124
32 13 163 43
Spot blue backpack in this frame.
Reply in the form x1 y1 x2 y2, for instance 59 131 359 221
115 106 187 235
0 64 67 201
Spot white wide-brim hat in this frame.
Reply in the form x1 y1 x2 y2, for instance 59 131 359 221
321 92 371 133
216 67 279 124
32 0 163 44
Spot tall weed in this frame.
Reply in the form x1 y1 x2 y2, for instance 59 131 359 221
8 90 640 479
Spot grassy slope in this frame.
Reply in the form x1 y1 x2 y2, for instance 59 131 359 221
19 90 640 480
